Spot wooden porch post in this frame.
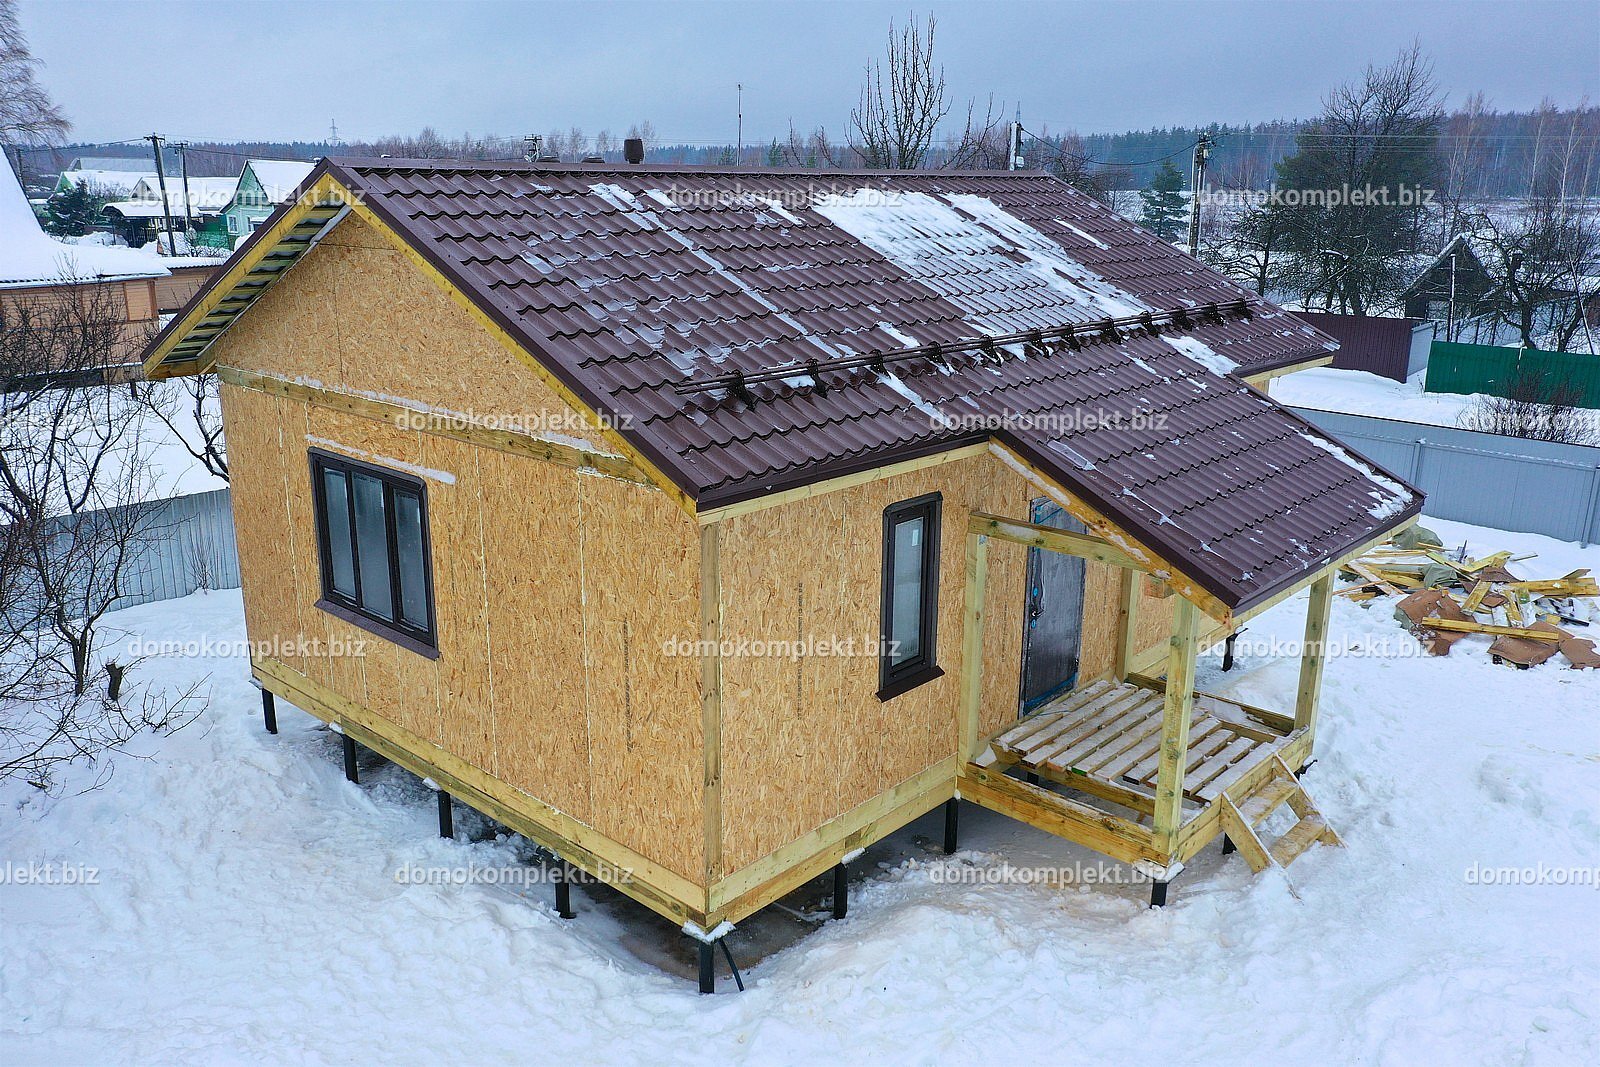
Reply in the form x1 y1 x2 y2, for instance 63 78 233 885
959 530 990 762
1152 597 1200 859
1113 567 1140 681
1295 573 1334 739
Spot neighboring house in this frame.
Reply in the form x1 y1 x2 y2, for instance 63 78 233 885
3 160 169 378
142 160 1420 990
1398 232 1497 324
1295 312 1435 382
219 160 316 241
53 168 155 201
102 175 241 247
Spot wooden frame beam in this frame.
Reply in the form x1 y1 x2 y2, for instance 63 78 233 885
216 366 656 488
1295 573 1333 737
958 529 990 762
1113 567 1141 681
699 523 724 886
968 511 1148 571
1151 597 1200 859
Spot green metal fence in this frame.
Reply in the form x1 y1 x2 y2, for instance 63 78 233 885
1425 341 1600 408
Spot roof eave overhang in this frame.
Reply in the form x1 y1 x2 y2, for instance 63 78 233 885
140 164 350 381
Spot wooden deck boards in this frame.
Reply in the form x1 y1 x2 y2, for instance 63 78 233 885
990 680 1287 811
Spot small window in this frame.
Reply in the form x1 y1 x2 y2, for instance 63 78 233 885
879 493 943 700
311 450 436 655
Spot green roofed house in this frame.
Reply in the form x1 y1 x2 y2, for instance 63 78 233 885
220 160 317 245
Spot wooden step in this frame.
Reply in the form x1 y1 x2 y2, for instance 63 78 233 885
1270 815 1333 867
1236 778 1299 826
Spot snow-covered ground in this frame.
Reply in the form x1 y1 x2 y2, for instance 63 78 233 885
1269 366 1486 427
2 517 1597 1064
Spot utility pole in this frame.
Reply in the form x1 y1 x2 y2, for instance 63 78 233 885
1009 107 1023 171
174 140 194 236
147 133 177 256
522 134 540 163
1187 132 1213 258
736 83 743 166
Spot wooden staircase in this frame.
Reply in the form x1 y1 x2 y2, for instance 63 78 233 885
1218 756 1343 872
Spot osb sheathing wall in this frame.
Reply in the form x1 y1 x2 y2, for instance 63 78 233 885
713 453 1177 877
210 220 706 884
207 212 608 450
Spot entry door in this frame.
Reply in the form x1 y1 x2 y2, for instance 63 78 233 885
1020 498 1086 712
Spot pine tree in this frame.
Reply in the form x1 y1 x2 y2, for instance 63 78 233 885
1139 159 1186 241
43 183 103 236
766 139 783 168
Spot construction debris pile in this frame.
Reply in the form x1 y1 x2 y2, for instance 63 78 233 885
1337 526 1600 670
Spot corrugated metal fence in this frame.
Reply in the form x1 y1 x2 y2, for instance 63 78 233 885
1424 341 1600 408
1294 407 1600 546
119 488 241 606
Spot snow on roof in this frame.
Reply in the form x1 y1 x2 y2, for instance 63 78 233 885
243 160 316 204
125 175 241 213
59 170 155 198
1 163 168 288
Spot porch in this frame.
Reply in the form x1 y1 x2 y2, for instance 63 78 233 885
955 506 1377 896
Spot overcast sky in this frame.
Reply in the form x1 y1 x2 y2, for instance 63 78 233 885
21 0 1599 145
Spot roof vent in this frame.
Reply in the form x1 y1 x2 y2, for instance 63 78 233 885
582 154 605 164
624 138 645 164
537 153 560 163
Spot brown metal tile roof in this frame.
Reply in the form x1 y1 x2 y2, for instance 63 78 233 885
238 160 1428 611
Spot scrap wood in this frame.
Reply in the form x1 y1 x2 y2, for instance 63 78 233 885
1490 620 1571 669
1396 590 1474 654
1558 636 1600 669
1421 617 1564 642
1460 580 1493 613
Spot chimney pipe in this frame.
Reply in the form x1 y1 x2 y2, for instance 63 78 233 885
624 138 645 164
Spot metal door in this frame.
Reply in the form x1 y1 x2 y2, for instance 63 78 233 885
1020 498 1086 711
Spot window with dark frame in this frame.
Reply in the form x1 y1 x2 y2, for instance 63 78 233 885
310 449 437 655
879 493 943 700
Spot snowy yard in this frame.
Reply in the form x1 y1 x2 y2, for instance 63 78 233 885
2 516 1597 1065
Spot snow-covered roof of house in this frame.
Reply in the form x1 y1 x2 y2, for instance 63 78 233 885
2 162 169 288
69 155 167 173
105 176 243 220
126 175 241 213
58 170 156 199
241 160 316 205
147 160 1424 615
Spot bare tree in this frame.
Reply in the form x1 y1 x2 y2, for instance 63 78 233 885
0 0 68 146
1459 363 1598 444
136 373 227 481
850 13 950 169
1270 43 1445 313
0 280 200 789
1470 197 1600 350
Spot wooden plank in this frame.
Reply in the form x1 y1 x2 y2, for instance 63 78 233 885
1151 597 1200 859
1007 685 1134 757
1019 687 1148 764
959 765 1164 865
1219 797 1276 873
1420 617 1562 641
1039 693 1162 772
216 365 655 487
1113 566 1140 680
959 530 990 762
969 511 1148 571
699 523 724 883
694 444 990 525
1295 573 1333 736
707 757 957 919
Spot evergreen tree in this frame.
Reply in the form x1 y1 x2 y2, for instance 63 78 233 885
766 139 783 168
1139 159 1186 241
43 183 103 236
